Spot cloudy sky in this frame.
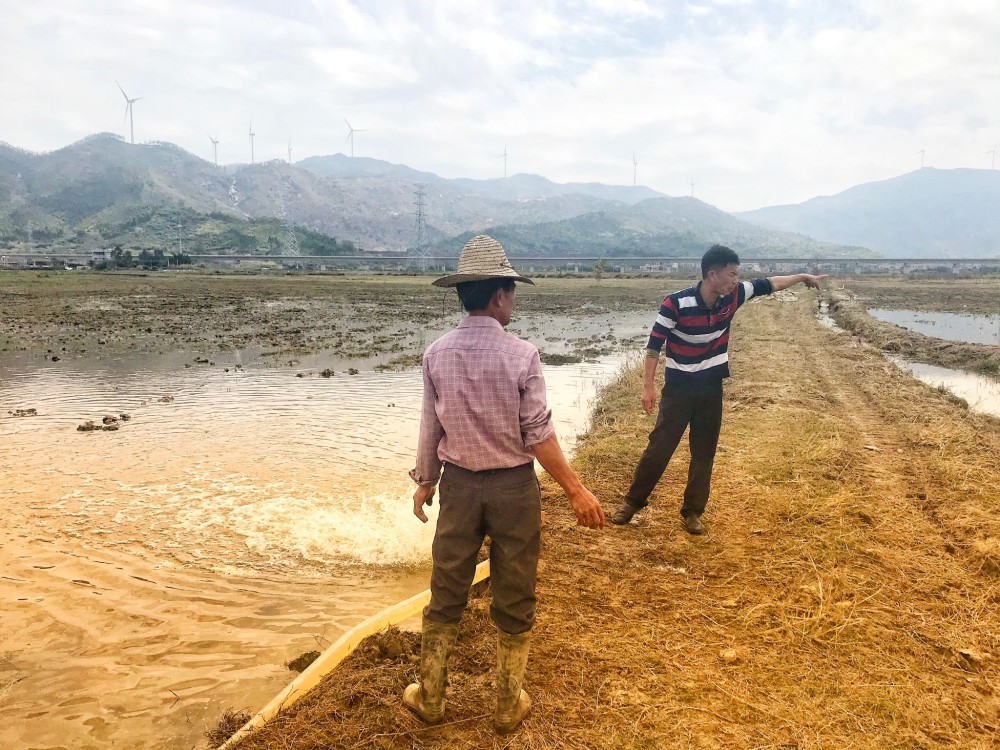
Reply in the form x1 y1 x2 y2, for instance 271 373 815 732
1 0 997 211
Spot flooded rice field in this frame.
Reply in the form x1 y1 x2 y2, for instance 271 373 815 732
868 308 1000 346
0 276 654 750
825 280 1000 417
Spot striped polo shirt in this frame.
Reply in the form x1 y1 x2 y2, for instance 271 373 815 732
646 278 774 383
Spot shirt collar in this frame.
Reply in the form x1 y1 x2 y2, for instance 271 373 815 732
694 281 730 312
458 315 504 330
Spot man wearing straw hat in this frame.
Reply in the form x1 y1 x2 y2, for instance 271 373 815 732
405 234 605 734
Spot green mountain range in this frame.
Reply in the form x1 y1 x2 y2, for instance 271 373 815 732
0 133 882 259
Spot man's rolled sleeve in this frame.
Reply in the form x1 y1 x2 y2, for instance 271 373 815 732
519 350 555 448
409 359 444 485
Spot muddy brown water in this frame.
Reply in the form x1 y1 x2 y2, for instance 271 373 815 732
0 316 646 750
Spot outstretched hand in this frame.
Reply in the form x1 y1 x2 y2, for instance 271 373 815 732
801 273 828 289
412 484 436 523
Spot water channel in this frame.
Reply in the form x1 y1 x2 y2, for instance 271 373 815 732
0 313 648 750
817 301 1000 417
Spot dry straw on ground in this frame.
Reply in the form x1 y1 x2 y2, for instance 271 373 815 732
221 291 999 750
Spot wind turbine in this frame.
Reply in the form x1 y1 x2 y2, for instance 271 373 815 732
288 138 293 165
917 149 925 169
249 121 256 165
208 134 219 166
632 153 638 188
987 143 997 170
498 143 509 178
116 81 141 144
344 119 365 157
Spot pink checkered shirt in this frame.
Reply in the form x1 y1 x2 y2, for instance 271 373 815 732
409 316 555 485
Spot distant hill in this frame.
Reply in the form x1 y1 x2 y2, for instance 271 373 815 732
434 197 873 259
0 133 867 259
296 154 663 204
0 134 652 254
736 168 1000 258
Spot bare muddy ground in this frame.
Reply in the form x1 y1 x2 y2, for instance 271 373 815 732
842 276 999 317
0 271 676 369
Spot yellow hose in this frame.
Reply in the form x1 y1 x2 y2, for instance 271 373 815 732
219 559 491 749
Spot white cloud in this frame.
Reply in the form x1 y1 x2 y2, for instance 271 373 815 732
0 0 997 210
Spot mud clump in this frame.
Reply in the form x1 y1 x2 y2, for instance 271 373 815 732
158 395 174 403
77 420 120 432
540 352 584 366
9 408 38 417
320 368 335 378
286 650 322 673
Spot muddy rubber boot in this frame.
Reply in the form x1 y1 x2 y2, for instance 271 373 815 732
494 629 532 735
403 618 460 724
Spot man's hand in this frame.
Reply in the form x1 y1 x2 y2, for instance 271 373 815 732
770 273 830 292
641 382 657 414
800 273 828 289
568 487 606 529
412 484 436 523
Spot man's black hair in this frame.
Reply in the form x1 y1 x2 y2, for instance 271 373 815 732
701 244 740 278
456 278 516 312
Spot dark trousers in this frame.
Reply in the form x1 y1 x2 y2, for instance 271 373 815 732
625 379 724 516
424 461 541 635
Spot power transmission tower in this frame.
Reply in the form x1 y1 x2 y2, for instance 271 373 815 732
413 184 430 271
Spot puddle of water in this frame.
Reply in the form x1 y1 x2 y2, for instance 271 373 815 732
816 300 845 332
0 336 635 749
868 308 1000 346
887 358 1000 417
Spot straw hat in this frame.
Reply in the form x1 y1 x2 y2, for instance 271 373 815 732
432 235 535 288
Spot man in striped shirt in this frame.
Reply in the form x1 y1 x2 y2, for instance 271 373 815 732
610 244 825 534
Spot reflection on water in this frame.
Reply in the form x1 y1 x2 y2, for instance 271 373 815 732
0 344 633 750
888 358 1000 417
868 308 1000 345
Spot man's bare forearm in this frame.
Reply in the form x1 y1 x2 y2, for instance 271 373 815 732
769 273 827 291
643 351 659 386
529 433 583 495
529 433 605 528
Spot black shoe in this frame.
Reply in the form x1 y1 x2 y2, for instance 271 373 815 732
681 513 706 535
610 504 640 525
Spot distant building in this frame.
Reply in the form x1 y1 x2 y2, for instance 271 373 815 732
92 249 111 264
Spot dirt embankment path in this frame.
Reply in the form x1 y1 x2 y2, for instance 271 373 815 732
224 291 999 750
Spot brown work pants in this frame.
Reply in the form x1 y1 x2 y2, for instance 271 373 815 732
424 461 541 635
